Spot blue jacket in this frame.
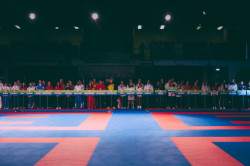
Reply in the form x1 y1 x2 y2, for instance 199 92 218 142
36 84 44 90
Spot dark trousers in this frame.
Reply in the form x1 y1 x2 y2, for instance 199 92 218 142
183 95 190 109
75 96 82 108
2 96 9 109
12 96 19 108
175 96 183 109
238 95 245 110
28 96 35 108
107 95 116 108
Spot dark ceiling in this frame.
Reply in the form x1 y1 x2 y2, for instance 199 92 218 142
0 1 248 27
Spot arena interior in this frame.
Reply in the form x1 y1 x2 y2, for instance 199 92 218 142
0 1 250 165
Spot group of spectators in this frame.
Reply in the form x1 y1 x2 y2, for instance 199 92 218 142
0 78 249 110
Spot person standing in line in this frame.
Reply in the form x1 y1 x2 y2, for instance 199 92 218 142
59 79 65 108
238 81 246 110
87 82 94 109
218 81 226 109
176 81 184 109
227 79 238 109
164 79 171 108
144 80 154 108
20 83 27 90
155 81 162 108
96 80 106 108
127 80 135 109
45 81 53 109
169 81 177 109
17 80 21 87
42 81 46 87
191 81 200 109
118 80 126 109
36 80 44 109
64 82 72 109
36 80 45 90
92 78 98 108
201 80 210 109
136 79 144 109
183 81 191 109
45 81 53 90
228 79 238 91
160 78 165 89
54 82 62 109
20 82 27 108
2 83 10 109
159 79 166 108
211 82 219 109
59 79 65 90
238 81 246 90
8 83 12 109
107 79 115 109
27 83 35 109
11 82 20 109
74 81 83 109
69 80 74 90
79 81 85 108
68 80 75 108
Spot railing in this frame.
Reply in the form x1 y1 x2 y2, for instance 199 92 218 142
0 89 248 109
0 90 248 96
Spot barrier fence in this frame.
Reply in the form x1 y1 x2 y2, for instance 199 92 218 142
0 89 249 96
0 89 249 110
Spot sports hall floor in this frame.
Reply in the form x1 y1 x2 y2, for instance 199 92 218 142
0 109 250 166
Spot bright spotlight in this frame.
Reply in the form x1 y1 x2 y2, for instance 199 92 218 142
91 12 99 20
55 27 59 30
217 26 223 30
216 68 220 71
202 11 207 15
29 13 36 20
160 25 165 30
196 24 202 30
74 26 79 30
165 14 171 21
137 25 142 30
14 25 21 29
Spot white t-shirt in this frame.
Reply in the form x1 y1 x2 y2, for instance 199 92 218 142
74 85 82 92
27 86 35 91
144 84 154 91
228 83 238 91
12 85 20 91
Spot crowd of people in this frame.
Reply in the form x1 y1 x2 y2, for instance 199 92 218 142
0 78 250 110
